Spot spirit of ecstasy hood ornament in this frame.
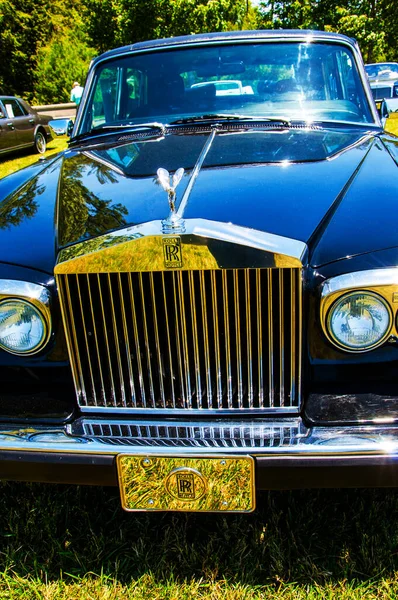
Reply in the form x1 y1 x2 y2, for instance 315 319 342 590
157 167 186 233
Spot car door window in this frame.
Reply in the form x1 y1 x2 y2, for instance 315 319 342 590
4 99 24 119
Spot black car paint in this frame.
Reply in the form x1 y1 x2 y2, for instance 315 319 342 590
0 123 398 424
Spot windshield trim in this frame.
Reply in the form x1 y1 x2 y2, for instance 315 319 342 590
74 36 380 136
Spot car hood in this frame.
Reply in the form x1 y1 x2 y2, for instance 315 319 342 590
0 127 396 273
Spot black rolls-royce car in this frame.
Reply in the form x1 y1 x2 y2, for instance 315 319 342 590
1 30 398 513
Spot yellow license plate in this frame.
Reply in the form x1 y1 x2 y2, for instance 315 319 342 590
117 454 255 513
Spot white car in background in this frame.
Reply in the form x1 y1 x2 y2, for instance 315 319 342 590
365 62 398 112
191 80 254 96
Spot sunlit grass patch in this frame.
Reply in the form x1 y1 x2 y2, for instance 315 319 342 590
385 113 398 136
0 136 68 180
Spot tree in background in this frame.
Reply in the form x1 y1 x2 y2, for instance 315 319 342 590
256 0 397 63
0 0 396 103
0 0 49 100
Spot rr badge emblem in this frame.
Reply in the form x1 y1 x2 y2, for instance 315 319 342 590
176 473 195 499
163 236 182 268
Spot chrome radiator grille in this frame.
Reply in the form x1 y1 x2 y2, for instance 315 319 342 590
57 268 302 412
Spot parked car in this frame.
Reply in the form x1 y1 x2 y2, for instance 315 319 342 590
48 117 74 136
191 80 254 96
0 96 53 156
0 30 397 513
365 62 398 107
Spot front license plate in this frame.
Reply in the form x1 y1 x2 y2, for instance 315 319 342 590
117 454 255 513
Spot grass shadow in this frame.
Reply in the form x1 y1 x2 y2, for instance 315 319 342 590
0 482 397 587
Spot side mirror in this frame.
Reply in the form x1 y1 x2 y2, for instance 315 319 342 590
67 120 74 137
0 111 4 119
376 99 389 123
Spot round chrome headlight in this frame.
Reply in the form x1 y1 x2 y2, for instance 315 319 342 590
327 291 392 351
0 299 47 355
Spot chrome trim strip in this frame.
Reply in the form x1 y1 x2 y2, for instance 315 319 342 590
322 268 398 298
79 406 300 416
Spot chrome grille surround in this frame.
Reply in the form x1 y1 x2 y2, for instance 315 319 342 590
75 418 305 448
57 267 302 414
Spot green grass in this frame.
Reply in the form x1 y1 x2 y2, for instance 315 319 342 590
0 484 398 597
386 113 398 136
0 136 68 180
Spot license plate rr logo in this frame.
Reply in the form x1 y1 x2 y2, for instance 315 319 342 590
163 236 182 268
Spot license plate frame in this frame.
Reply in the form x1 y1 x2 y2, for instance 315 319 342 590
117 454 255 513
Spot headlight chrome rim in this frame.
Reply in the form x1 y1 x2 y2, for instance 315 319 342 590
326 290 393 353
0 297 49 356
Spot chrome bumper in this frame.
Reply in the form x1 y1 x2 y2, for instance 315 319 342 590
1 417 398 457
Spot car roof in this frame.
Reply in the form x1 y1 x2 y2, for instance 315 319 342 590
93 29 357 66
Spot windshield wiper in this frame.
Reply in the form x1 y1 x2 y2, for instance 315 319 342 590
71 122 166 144
170 114 291 126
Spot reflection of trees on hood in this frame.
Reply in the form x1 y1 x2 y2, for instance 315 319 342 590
0 179 44 229
58 154 128 247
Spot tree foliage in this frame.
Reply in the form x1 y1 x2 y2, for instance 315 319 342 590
257 0 397 63
0 0 396 103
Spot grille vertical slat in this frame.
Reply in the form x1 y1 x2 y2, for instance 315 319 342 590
58 268 302 413
128 273 145 406
189 272 202 407
256 270 264 406
211 271 223 409
279 270 285 407
64 275 87 405
267 270 274 408
245 270 253 407
97 274 116 406
117 273 136 407
138 273 155 408
222 271 233 409
86 274 106 405
76 275 97 405
290 269 296 406
177 271 192 408
149 273 166 408
200 271 212 405
161 272 176 408
172 272 185 406
234 271 243 408
108 274 126 408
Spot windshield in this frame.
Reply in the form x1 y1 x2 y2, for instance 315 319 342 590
365 63 398 78
78 41 374 135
